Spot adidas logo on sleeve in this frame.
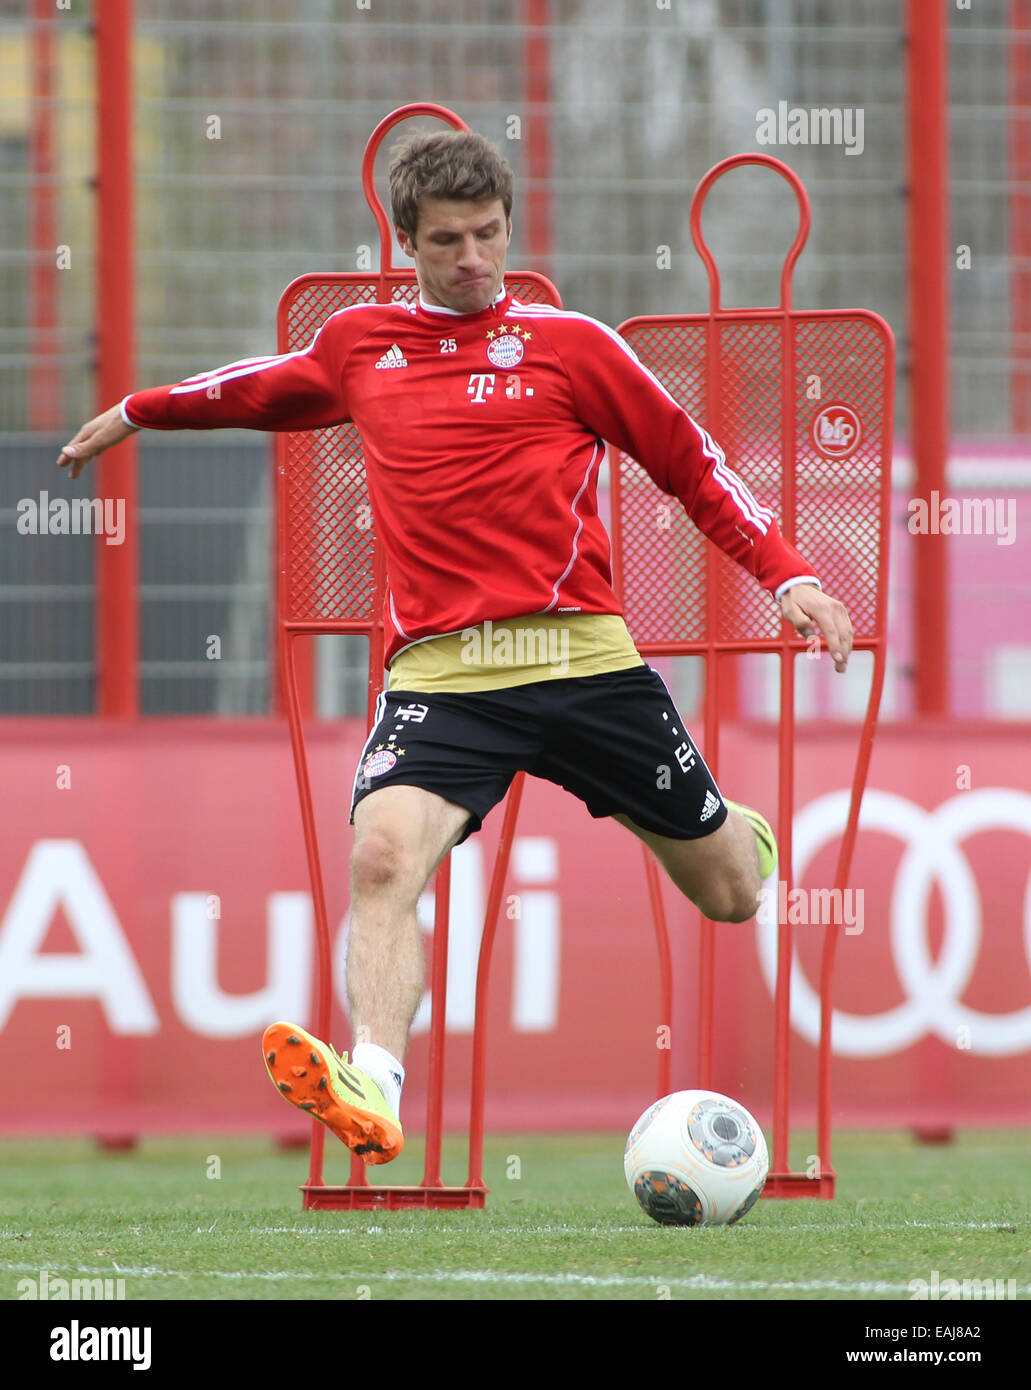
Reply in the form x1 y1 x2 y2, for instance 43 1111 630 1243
374 344 408 370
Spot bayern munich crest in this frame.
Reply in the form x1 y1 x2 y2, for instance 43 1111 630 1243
363 748 398 777
486 322 528 368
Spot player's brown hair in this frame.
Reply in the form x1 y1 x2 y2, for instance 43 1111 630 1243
389 129 513 243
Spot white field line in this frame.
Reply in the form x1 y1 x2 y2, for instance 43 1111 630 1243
1 1261 1029 1297
0 1220 1015 1240
252 1219 1021 1236
0 1220 1016 1242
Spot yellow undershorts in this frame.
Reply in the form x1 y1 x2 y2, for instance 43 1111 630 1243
387 613 645 693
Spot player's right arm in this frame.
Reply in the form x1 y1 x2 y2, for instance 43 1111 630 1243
58 403 139 479
57 311 353 477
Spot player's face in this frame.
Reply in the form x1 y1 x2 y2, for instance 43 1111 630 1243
397 198 511 314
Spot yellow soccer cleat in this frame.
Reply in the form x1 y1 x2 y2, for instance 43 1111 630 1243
725 800 778 880
262 1021 404 1164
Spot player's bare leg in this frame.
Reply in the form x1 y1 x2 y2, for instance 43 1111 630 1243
614 806 770 923
346 783 471 1059
263 784 469 1161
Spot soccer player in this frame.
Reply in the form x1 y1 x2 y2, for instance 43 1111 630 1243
59 130 852 1165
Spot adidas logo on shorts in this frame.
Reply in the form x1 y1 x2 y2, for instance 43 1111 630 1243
700 789 721 822
374 343 408 370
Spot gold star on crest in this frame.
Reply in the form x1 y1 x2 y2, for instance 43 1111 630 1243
486 329 496 340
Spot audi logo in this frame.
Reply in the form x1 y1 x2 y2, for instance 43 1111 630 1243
755 789 1031 1057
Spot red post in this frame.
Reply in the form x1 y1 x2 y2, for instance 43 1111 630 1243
423 855 452 1189
29 0 59 430
94 0 138 716
522 0 553 282
1011 0 1031 435
906 0 949 717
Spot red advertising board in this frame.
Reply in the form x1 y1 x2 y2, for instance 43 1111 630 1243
0 718 1028 1138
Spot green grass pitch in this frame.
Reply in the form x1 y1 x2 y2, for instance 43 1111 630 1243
1 1130 1029 1303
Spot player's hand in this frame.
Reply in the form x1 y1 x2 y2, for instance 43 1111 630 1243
780 583 853 673
57 404 139 479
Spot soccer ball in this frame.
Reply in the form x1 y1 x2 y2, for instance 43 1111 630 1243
624 1089 769 1227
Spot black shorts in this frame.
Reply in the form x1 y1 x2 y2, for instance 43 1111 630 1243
349 665 729 846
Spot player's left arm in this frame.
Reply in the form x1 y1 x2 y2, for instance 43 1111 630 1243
779 582 853 673
560 316 854 672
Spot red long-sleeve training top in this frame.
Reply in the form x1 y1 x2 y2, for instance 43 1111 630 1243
123 287 820 666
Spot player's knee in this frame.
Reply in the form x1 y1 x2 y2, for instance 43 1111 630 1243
350 829 409 898
723 886 762 924
697 871 760 924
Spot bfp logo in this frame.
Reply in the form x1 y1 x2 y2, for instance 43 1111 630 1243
811 403 862 458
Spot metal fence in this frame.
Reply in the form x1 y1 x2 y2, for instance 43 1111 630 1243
0 434 272 713
0 0 1027 714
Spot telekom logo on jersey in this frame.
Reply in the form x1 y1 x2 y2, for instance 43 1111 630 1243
0 838 560 1038
467 372 496 403
466 373 535 403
